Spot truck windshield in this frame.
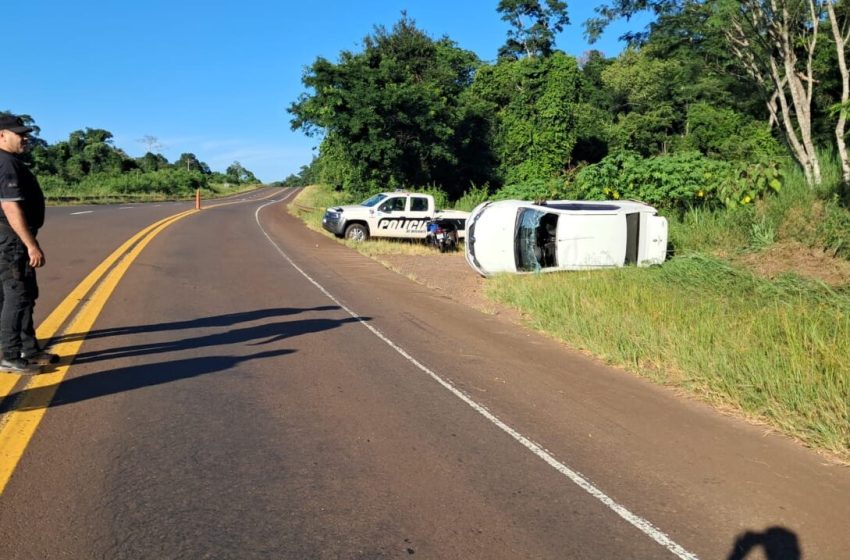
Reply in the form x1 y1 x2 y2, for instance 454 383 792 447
361 194 388 207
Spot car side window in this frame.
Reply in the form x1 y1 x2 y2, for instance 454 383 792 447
410 197 428 212
379 197 406 212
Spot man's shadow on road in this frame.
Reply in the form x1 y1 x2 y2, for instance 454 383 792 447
5 350 294 411
45 305 360 366
3 306 370 410
52 306 341 345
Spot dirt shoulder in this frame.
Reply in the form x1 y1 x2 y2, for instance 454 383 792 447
378 252 524 321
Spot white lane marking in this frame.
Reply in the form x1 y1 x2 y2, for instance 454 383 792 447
70 211 94 215
119 206 135 210
254 193 699 560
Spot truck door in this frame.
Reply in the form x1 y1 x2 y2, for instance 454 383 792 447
405 195 431 237
375 196 408 237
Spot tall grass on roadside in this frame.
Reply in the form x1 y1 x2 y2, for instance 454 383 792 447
486 255 850 460
41 172 260 204
453 184 491 211
668 149 850 259
289 185 446 256
288 184 351 233
667 205 754 255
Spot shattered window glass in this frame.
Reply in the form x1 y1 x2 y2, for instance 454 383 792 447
515 209 558 272
515 209 543 272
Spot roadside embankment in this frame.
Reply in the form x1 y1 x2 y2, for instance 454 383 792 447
290 184 850 464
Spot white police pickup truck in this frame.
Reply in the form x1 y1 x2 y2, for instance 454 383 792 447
322 192 469 242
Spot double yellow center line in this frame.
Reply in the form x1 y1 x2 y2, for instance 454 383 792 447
0 208 197 493
0 187 287 495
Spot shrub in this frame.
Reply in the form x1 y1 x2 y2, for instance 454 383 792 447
492 178 568 201
573 150 782 210
453 184 491 211
680 102 784 162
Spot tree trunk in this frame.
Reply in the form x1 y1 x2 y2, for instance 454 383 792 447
827 2 850 187
726 0 824 186
777 0 821 185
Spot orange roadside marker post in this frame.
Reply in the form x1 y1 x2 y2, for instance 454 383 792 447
195 188 201 210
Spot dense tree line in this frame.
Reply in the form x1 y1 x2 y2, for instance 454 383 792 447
288 1 850 210
0 112 258 195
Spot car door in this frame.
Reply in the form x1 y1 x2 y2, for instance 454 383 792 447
555 213 627 269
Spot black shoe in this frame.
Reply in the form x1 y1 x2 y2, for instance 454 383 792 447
0 357 40 374
21 350 60 365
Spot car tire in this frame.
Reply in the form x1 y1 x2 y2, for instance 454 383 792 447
344 223 369 242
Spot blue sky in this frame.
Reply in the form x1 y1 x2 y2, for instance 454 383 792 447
6 1 649 183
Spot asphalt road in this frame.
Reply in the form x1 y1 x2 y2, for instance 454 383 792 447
0 187 847 559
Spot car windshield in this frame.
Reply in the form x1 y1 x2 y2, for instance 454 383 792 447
361 194 388 207
514 208 558 272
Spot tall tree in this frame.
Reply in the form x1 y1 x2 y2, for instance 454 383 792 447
137 135 163 154
826 1 850 185
471 52 583 182
226 161 257 184
585 0 848 187
137 152 170 173
175 152 211 174
720 0 824 185
497 0 570 59
601 48 684 155
289 14 485 196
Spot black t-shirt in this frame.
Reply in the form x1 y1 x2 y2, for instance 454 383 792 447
0 149 45 231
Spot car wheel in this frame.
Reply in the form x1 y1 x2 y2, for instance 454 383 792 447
344 223 369 241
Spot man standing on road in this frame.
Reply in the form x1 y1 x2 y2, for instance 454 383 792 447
0 114 56 374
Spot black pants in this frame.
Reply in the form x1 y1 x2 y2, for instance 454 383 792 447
0 230 39 360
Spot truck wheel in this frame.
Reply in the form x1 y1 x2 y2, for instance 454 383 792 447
344 223 369 242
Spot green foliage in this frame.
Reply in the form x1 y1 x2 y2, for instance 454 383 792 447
412 185 450 211
496 0 569 59
818 201 850 258
667 204 754 255
225 161 258 184
452 184 492 211
749 215 777 250
288 15 487 198
471 52 582 184
4 113 258 197
602 49 685 155
40 169 215 201
666 153 850 260
280 159 320 188
175 153 211 174
492 178 567 201
680 102 784 161
137 152 170 173
573 150 783 210
36 174 70 193
76 169 207 196
717 161 783 208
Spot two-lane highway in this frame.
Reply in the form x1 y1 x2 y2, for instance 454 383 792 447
0 188 848 558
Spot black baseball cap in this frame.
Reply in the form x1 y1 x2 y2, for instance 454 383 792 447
0 114 33 134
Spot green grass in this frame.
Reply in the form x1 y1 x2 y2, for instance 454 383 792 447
486 256 850 460
288 184 350 233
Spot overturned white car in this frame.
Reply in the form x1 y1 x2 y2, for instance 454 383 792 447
464 199 668 277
